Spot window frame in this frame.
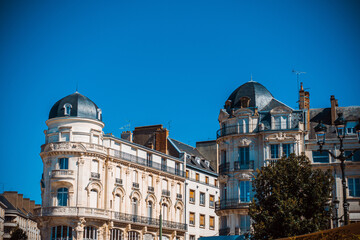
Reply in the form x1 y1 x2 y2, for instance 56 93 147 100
199 192 205 206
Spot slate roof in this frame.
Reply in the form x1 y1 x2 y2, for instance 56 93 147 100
168 138 217 175
227 81 274 110
309 106 360 139
49 92 102 121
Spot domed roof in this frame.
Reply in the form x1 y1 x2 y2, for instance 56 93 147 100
49 92 102 121
227 81 273 110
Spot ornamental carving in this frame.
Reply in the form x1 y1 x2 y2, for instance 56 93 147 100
218 175 228 183
238 138 252 146
44 142 86 152
265 132 297 142
235 172 253 180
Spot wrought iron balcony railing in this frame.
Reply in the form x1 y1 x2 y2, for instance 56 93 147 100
132 182 139 189
91 172 100 179
219 162 230 174
217 123 299 138
112 149 185 178
215 199 250 211
51 169 74 177
34 207 187 231
162 190 170 197
115 178 122 185
234 160 254 170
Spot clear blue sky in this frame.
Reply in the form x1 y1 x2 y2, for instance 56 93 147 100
0 0 359 203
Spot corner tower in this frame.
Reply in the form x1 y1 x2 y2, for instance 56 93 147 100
216 80 306 236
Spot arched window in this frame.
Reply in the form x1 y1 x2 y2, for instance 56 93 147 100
51 226 72 240
110 229 123 240
114 194 121 212
83 226 97 240
132 197 138 216
147 201 153 218
57 188 68 206
90 189 98 208
64 104 72 116
128 231 139 240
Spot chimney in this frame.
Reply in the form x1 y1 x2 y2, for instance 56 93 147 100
331 95 338 125
2 191 19 208
30 200 36 214
155 128 169 154
23 198 30 213
121 131 133 142
17 194 24 209
299 82 310 130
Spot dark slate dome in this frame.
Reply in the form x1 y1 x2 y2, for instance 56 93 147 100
227 81 273 110
49 92 102 121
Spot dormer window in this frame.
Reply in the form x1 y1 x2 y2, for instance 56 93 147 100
240 97 250 108
273 115 288 130
63 103 72 116
97 108 102 120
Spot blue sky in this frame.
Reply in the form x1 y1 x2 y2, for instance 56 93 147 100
0 0 359 203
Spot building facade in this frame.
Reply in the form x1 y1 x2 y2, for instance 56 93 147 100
216 80 360 236
168 139 219 240
35 92 187 240
215 80 306 235
0 192 41 240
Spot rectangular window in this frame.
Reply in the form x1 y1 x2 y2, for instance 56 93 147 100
221 150 227 164
239 118 249 133
214 179 218 187
146 153 152 166
205 176 209 184
240 181 251 202
346 122 357 135
200 192 205 206
190 236 195 240
209 216 215 229
189 212 195 226
58 158 68 169
345 151 360 162
240 215 250 232
348 178 360 197
186 170 189 178
312 151 329 163
196 173 200 181
200 214 205 228
61 132 69 142
238 147 250 167
270 144 279 159
282 144 293 158
189 189 195 203
161 158 167 171
209 195 214 208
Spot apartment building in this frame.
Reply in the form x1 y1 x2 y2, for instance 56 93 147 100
35 92 186 240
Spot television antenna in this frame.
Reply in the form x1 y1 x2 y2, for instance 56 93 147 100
292 70 306 105
119 120 131 132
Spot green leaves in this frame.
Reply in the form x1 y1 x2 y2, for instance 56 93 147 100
249 154 334 239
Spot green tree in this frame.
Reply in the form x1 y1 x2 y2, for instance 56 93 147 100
248 154 334 239
10 227 28 240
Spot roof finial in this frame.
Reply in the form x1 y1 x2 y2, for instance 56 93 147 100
250 73 254 82
76 81 78 93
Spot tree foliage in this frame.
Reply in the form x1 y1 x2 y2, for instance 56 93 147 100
10 227 28 240
248 154 334 239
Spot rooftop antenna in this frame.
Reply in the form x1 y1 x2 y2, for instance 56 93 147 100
250 73 254 82
292 69 306 103
167 120 172 131
76 81 79 93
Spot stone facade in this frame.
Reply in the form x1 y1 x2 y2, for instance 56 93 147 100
36 93 186 240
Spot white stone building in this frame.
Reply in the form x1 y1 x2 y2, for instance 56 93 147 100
35 92 187 240
168 139 219 240
216 80 306 236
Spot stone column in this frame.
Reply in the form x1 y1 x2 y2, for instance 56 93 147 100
75 217 85 240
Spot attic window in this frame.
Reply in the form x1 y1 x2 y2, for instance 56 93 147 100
64 104 72 116
240 97 250 108
97 108 102 120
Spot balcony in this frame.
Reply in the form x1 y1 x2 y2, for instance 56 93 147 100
219 227 230 236
115 178 122 185
162 190 170 197
132 182 139 189
234 160 254 170
176 193 182 200
215 199 250 211
111 149 185 178
265 159 279 166
34 207 187 231
91 172 100 180
51 169 74 178
148 186 154 193
219 162 230 174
